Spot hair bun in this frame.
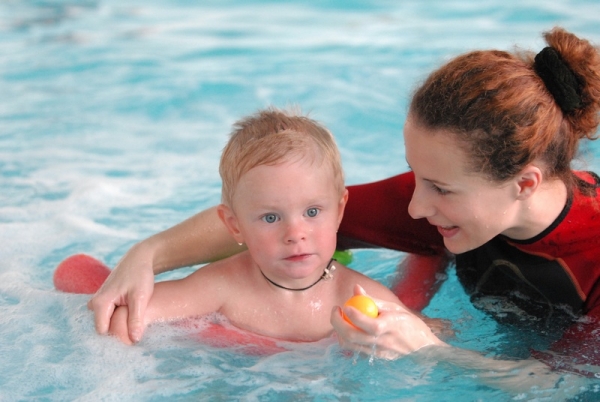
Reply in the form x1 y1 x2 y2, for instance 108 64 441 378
534 46 582 112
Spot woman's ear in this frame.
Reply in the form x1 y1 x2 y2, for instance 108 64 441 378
515 165 543 200
217 204 244 244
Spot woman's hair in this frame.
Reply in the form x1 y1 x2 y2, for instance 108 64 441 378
409 27 600 194
219 107 345 207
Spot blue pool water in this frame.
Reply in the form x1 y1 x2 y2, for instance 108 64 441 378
2 0 600 400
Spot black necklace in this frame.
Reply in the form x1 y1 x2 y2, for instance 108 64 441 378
260 258 336 291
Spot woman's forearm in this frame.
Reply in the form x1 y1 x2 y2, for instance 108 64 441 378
416 345 588 397
143 205 245 274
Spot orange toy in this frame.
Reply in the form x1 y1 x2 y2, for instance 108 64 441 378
342 294 378 326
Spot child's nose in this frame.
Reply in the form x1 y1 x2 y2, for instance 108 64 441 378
284 220 307 243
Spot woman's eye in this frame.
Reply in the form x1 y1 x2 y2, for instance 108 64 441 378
306 208 319 217
431 184 449 195
262 214 278 223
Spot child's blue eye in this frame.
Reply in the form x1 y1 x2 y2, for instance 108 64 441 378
306 208 319 217
262 214 279 223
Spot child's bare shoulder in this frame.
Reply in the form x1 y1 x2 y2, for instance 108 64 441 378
334 265 400 303
186 252 252 287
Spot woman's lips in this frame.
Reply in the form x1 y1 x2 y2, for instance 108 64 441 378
437 225 459 238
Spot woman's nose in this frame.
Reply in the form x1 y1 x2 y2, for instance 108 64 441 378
408 183 434 219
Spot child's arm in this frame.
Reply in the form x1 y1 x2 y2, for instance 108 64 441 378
88 206 245 342
108 260 231 344
348 270 403 305
109 306 134 345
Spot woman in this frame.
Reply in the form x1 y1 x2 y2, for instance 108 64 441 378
89 27 600 382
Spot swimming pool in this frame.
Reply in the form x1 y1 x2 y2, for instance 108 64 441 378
2 0 600 400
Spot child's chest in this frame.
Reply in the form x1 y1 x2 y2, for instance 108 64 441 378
219 292 337 342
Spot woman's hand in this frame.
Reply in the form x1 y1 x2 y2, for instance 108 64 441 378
87 242 156 343
331 285 447 359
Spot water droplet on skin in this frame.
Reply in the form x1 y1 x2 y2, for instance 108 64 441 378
309 300 322 312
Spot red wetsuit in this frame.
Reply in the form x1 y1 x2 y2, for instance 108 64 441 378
339 171 600 374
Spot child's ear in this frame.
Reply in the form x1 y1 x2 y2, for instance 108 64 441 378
336 189 349 226
217 204 244 244
515 165 542 200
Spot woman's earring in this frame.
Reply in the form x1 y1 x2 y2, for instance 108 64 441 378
238 242 243 246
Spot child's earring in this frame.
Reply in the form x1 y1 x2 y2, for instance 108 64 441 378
238 242 243 246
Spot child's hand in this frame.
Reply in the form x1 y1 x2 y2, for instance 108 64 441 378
108 306 136 345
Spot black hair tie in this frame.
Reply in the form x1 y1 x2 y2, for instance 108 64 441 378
533 46 582 113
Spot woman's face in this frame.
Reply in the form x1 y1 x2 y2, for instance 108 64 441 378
404 117 521 254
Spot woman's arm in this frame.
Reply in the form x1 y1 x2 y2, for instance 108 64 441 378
338 172 445 255
331 284 447 358
145 205 245 273
417 346 588 397
88 206 244 343
533 306 600 377
391 253 452 311
331 287 592 396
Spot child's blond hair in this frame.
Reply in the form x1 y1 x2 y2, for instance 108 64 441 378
219 107 345 207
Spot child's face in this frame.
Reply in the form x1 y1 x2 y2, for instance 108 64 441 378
226 156 347 287
404 117 520 254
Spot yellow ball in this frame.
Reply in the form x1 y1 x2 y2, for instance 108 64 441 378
343 295 378 326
